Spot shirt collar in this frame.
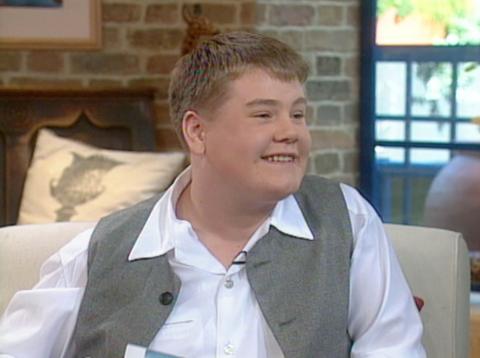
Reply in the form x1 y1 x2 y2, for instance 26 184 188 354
128 167 313 261
271 195 314 240
128 167 191 261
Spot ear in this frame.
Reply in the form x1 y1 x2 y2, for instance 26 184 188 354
182 110 206 154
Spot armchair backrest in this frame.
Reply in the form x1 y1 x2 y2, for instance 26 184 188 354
385 224 470 358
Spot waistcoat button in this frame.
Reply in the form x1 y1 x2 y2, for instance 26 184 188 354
159 292 174 305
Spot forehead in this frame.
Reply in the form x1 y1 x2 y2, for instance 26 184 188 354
226 69 305 104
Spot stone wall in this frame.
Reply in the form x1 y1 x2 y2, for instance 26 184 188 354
0 0 360 184
253 1 360 184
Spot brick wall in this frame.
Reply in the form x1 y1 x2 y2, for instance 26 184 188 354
253 0 361 184
0 0 360 185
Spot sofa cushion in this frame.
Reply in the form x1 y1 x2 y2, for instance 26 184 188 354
18 129 185 224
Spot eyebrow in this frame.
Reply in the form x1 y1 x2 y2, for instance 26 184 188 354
245 97 307 107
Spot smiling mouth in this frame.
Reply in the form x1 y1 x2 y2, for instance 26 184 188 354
261 154 297 163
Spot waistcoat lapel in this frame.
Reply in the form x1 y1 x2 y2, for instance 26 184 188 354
246 228 320 357
246 229 306 348
246 176 353 357
67 196 183 357
68 254 181 358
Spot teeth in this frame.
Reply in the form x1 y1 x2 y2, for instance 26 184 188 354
265 155 294 162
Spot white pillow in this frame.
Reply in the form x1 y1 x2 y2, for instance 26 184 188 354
18 129 186 224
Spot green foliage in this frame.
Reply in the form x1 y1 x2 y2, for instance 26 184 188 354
377 0 471 28
378 0 414 18
416 0 469 25
445 17 480 45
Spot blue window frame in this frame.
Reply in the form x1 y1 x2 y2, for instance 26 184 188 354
360 1 480 225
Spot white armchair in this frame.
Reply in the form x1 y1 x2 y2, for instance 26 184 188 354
0 222 471 357
385 224 470 358
0 222 95 313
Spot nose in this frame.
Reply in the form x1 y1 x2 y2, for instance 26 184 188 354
273 115 299 143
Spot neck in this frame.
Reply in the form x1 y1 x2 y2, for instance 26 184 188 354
177 179 275 242
176 171 276 268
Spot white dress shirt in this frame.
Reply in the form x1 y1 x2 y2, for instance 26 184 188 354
0 169 426 358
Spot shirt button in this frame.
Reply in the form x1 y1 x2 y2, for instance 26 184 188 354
224 343 235 355
224 278 234 289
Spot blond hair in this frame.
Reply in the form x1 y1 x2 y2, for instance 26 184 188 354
168 31 310 147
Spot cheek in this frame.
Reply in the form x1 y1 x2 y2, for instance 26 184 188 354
300 128 312 153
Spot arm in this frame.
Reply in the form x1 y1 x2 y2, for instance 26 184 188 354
341 184 426 358
0 228 93 358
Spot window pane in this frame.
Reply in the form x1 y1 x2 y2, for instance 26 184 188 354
376 0 480 46
376 62 406 116
375 146 405 164
411 62 452 117
410 148 450 164
375 120 406 141
455 123 480 143
375 167 405 223
410 176 435 225
410 121 450 142
457 62 480 118
387 176 404 224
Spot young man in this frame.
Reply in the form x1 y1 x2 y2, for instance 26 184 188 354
0 32 425 357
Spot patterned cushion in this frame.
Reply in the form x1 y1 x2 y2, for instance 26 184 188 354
18 129 185 223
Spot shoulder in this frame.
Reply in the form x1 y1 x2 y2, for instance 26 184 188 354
295 175 359 219
297 174 378 218
338 183 387 248
57 227 95 266
338 183 377 218
90 193 162 249
300 175 374 213
298 175 374 215
95 194 163 231
86 194 163 268
296 175 344 204
298 175 383 243
36 227 94 287
299 174 336 189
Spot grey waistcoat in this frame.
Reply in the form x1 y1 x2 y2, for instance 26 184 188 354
66 175 353 358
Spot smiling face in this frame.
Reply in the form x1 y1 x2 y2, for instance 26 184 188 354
187 69 311 206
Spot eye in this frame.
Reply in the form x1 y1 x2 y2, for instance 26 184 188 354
253 112 272 120
292 112 305 120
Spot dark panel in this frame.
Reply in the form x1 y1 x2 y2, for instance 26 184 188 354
0 87 159 225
